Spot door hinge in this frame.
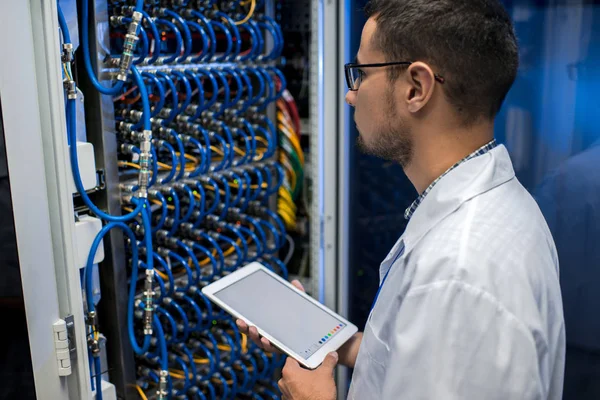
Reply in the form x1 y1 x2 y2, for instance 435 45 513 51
53 315 76 376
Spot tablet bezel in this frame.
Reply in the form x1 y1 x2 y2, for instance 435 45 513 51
202 262 358 370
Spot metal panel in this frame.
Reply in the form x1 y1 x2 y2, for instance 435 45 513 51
310 0 340 308
0 2 71 398
337 0 352 396
75 1 138 397
28 0 96 398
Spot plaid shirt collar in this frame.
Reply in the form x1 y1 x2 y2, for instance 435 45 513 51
404 139 498 220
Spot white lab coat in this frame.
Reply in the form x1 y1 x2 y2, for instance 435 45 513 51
347 145 566 400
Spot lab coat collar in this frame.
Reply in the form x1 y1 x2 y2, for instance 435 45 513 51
402 144 516 255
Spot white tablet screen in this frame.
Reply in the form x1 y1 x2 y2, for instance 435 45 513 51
213 269 347 358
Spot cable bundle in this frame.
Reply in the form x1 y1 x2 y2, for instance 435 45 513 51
59 0 289 398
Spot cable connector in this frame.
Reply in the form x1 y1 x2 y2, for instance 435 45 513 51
63 80 77 100
87 311 98 327
137 130 152 199
117 11 142 82
87 336 100 355
143 269 154 335
157 370 169 400
61 43 73 63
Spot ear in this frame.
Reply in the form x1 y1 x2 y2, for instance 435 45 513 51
403 62 436 114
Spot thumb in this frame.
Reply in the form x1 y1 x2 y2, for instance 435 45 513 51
320 352 339 373
291 279 305 292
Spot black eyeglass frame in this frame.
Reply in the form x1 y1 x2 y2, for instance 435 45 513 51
344 61 446 91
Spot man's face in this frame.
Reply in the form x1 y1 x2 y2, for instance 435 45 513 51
345 18 413 167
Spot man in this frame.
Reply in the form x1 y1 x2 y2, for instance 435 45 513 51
238 0 566 398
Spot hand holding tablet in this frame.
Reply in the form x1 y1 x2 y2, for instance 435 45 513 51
202 262 358 369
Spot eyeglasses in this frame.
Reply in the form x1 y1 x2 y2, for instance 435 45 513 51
344 61 446 91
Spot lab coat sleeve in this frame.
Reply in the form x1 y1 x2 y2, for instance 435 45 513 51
381 280 545 400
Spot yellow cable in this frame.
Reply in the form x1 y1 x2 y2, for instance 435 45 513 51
278 123 304 165
156 269 168 280
123 206 134 213
255 136 269 148
176 152 200 164
241 333 248 353
233 146 246 157
118 161 141 169
135 385 148 400
151 198 175 211
194 357 210 364
211 145 225 156
233 0 256 25
279 154 297 190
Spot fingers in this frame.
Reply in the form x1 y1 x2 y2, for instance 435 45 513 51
320 352 339 374
235 320 280 353
260 336 279 353
291 279 305 292
236 319 248 332
278 378 291 398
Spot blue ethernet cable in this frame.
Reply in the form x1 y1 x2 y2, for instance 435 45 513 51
171 71 193 119
210 20 233 62
152 313 169 371
163 9 192 62
141 72 166 118
178 185 196 224
57 2 71 44
203 177 221 215
186 20 210 64
139 10 160 64
189 181 207 224
234 360 251 393
185 136 208 177
192 230 224 273
184 71 206 122
93 355 103 400
164 298 190 342
245 67 266 106
176 239 201 281
150 191 168 233
179 294 204 332
189 288 214 330
213 11 241 60
153 252 174 296
237 225 262 260
168 250 193 292
157 140 178 184
220 222 249 261
226 172 245 207
81 0 125 95
156 72 179 124
154 18 183 64
195 69 218 111
221 67 243 107
215 233 244 271
217 176 231 219
173 356 192 394
153 269 167 302
247 19 265 60
190 243 217 282
210 132 230 172
166 187 181 236
166 129 187 180
263 207 286 247
188 11 217 61
156 306 179 344
212 70 231 116
235 70 254 114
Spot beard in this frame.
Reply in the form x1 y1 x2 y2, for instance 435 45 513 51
355 89 413 167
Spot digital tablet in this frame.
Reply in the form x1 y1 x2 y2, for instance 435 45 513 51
202 262 358 369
